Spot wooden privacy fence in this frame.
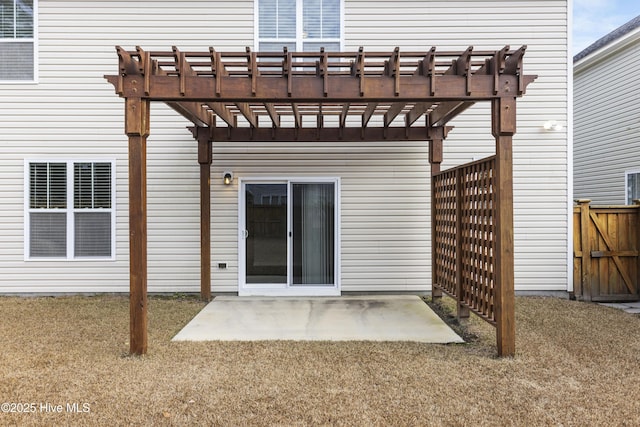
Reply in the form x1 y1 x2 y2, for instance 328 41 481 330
573 200 640 302
433 156 500 324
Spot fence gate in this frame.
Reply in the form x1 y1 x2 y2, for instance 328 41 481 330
573 200 640 302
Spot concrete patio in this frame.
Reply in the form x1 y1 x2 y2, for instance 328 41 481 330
172 295 464 343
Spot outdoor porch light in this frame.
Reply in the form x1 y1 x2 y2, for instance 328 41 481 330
223 171 234 185
543 120 563 131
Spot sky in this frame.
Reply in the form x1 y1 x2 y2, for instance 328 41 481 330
573 0 640 55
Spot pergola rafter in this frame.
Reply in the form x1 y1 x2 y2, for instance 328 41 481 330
105 45 536 357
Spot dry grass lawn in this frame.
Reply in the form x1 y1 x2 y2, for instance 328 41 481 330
1 294 639 426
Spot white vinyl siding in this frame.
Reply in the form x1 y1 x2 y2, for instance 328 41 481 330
343 0 570 291
216 142 429 292
1 1 254 293
0 0 568 293
574 34 640 205
0 0 37 81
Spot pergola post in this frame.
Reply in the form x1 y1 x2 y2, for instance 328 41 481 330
195 127 213 301
429 129 444 300
492 97 516 357
125 97 150 355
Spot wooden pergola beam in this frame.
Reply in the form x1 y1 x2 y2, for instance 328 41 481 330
206 126 441 142
235 102 258 128
111 74 533 102
384 102 406 127
429 101 474 127
292 103 302 128
339 103 350 128
406 102 431 127
362 102 377 128
167 101 211 127
207 102 236 127
264 103 280 127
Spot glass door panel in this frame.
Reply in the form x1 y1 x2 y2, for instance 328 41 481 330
292 183 335 286
245 183 288 284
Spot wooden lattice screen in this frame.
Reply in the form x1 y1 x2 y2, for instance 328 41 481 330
433 156 497 324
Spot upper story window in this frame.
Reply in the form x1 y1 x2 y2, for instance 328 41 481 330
1 0 36 81
257 0 342 52
25 160 116 260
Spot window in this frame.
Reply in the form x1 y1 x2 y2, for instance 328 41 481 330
1 0 36 81
256 0 342 52
626 170 640 205
25 161 115 259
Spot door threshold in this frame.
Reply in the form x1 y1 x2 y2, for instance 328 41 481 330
239 288 341 297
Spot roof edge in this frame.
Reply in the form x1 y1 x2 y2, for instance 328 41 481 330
574 15 640 63
574 22 640 73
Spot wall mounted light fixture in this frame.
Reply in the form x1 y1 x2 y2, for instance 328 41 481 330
543 120 563 131
223 171 234 185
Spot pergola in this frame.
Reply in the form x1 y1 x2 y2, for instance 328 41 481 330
105 45 536 357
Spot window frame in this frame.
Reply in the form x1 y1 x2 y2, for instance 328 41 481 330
625 169 640 205
24 159 117 261
1 0 38 83
254 0 344 52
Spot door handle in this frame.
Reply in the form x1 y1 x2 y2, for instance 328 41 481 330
242 229 249 239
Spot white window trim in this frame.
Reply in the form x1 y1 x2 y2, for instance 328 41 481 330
24 159 117 261
238 176 341 296
0 0 38 84
625 169 640 205
254 0 344 51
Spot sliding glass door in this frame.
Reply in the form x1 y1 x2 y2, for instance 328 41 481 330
245 183 288 284
240 179 338 295
292 183 335 285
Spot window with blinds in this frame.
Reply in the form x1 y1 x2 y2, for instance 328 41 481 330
257 0 341 52
1 0 35 81
26 161 115 259
29 163 67 257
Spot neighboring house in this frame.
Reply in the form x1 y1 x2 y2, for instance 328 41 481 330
1 1 570 295
574 16 640 205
